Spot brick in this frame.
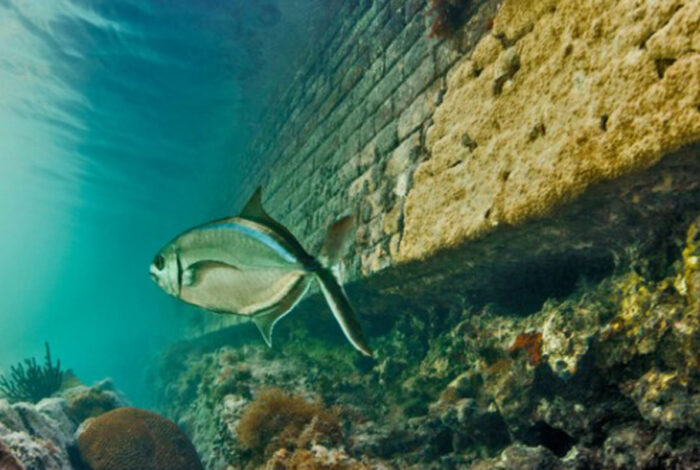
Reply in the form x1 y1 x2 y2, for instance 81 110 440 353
374 120 399 157
386 14 426 68
397 78 441 141
366 63 403 114
373 96 395 134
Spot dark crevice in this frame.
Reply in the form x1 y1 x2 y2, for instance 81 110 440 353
67 443 89 470
461 133 477 151
655 58 676 79
527 422 576 457
487 252 615 315
528 122 546 141
600 114 608 131
433 429 455 456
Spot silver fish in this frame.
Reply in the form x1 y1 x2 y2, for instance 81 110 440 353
149 188 372 356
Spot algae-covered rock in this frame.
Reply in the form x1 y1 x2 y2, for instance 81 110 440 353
61 379 128 423
0 431 70 470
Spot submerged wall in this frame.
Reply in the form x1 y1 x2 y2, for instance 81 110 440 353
190 0 699 336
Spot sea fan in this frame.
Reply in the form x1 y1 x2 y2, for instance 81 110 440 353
0 342 63 403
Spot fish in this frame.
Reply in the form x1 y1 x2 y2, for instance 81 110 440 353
149 187 372 356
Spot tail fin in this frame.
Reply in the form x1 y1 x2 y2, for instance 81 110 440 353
315 268 373 357
316 215 371 356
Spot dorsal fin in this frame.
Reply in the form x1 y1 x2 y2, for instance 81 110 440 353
240 187 275 223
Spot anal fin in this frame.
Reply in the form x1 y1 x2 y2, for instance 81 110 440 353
252 274 312 347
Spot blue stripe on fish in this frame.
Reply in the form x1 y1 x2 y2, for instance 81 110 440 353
204 220 299 264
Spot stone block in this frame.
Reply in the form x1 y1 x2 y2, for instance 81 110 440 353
397 80 440 141
386 131 421 177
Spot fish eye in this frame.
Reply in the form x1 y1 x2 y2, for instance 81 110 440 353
154 254 165 270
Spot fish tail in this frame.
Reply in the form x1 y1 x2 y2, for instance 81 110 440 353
314 267 373 357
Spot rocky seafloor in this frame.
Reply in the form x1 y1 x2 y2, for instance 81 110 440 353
151 216 700 469
0 379 128 470
3 220 697 470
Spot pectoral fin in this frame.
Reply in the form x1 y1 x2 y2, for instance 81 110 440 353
183 260 240 287
252 274 312 347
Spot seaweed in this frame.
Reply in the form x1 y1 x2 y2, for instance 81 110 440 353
0 342 63 403
429 0 472 39
237 387 342 464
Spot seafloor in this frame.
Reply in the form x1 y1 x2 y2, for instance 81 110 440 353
148 215 700 470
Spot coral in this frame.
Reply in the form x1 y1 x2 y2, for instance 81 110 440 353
77 407 203 470
428 0 472 39
237 388 342 464
0 343 63 404
508 332 543 366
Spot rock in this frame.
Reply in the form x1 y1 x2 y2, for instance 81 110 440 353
0 381 130 470
0 400 27 435
36 398 76 442
11 402 72 450
0 440 25 470
1 431 71 470
77 407 204 470
622 369 700 431
600 423 700 470
469 444 561 470
61 380 128 424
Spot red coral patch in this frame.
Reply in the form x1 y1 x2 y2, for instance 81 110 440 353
508 332 543 366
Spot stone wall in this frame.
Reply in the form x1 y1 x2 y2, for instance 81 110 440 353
191 0 699 335
234 0 500 277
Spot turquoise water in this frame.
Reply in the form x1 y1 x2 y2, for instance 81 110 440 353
0 0 330 405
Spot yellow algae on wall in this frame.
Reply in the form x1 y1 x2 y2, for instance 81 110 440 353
399 0 700 262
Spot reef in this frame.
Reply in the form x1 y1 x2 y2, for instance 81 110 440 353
0 343 63 404
153 215 700 470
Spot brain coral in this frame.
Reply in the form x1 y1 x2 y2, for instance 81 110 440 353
77 407 203 470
